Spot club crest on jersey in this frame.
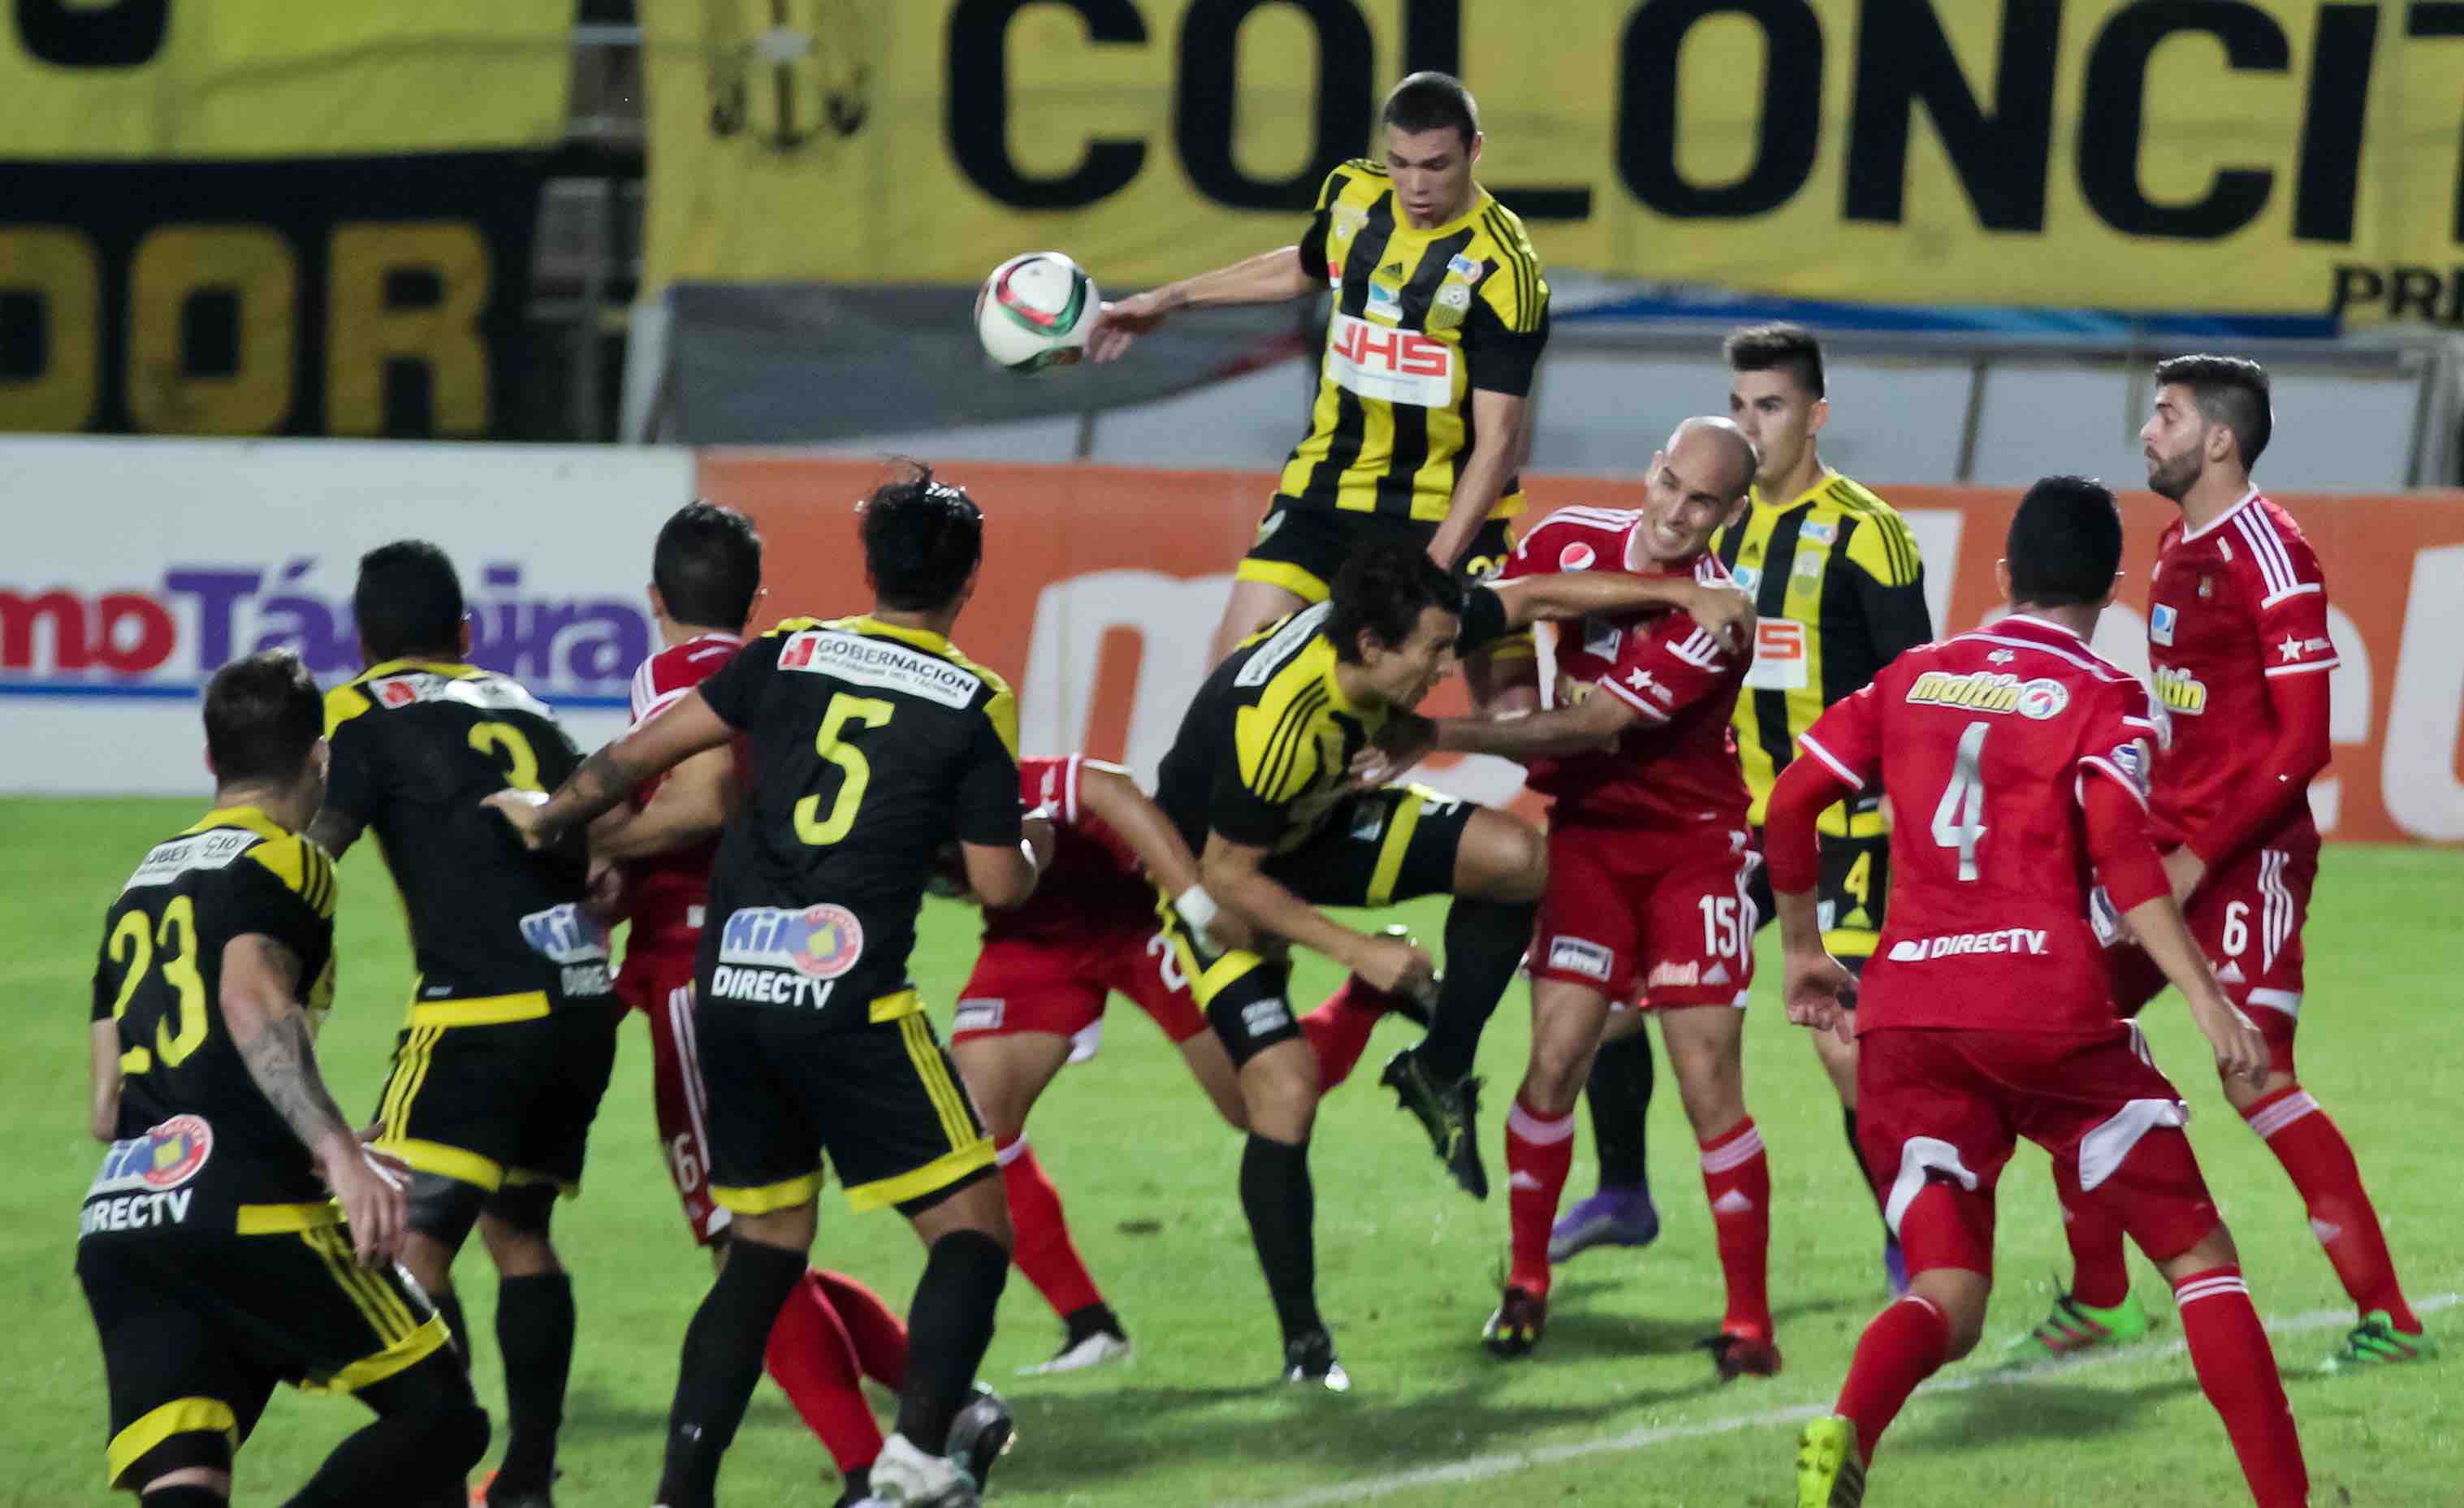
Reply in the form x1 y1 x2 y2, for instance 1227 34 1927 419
2153 665 2209 715
1427 281 1472 331
1730 564 1759 591
719 904 865 979
90 1115 215 1196
2015 678 2069 719
2151 603 2178 646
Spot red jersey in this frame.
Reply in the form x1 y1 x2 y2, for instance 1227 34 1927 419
621 631 744 953
981 754 1160 944
2145 488 2336 858
1798 614 2165 1035
1501 507 1751 829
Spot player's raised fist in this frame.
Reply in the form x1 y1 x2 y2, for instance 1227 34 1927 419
482 788 553 850
1087 292 1169 364
1351 929 1436 998
1682 578 1757 653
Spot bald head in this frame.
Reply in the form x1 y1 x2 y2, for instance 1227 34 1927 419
1666 415 1758 503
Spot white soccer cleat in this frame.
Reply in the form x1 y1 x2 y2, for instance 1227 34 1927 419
868 1432 979 1508
1019 1329 1132 1375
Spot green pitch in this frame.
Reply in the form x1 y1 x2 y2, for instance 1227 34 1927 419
6 798 2455 1507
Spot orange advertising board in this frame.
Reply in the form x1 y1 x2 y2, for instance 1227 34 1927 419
697 454 2464 845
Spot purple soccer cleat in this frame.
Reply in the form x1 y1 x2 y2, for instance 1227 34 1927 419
1548 1185 1660 1263
1884 1235 1910 1298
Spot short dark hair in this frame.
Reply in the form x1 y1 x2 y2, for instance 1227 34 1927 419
204 649 324 788
353 540 465 662
2006 475 2123 608
2154 353 2272 469
654 501 764 630
1326 542 1465 663
859 462 983 612
1382 71 1479 148
1725 322 1826 399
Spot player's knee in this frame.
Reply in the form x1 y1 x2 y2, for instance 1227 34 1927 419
1910 1269 1991 1360
1464 814 1548 901
2157 1224 2241 1285
1243 1065 1319 1142
421 1401 491 1482
1522 1042 1588 1114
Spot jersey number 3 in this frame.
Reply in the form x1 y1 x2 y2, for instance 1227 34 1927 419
795 693 896 846
106 896 209 1075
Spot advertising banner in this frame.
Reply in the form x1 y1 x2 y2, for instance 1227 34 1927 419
645 0 2464 322
694 454 2464 844
1 439 694 793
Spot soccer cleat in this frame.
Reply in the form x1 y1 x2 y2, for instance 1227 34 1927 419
2319 1311 2439 1373
2007 1282 2150 1357
1883 1236 1910 1298
1548 1186 1660 1262
946 1384 1018 1491
1482 1285 1548 1358
826 1467 874 1508
1379 1047 1489 1200
1794 1415 1866 1507
1282 1330 1352 1392
1700 1328 1784 1382
473 1471 553 1508
1020 1326 1132 1376
867 1432 979 1508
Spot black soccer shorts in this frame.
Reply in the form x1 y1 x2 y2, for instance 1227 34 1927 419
694 987 996 1216
1745 823 1891 973
370 998 621 1195
1237 499 1522 598
77 1225 447 1489
1160 784 1477 1066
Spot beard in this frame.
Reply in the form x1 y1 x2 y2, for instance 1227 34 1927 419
2147 447 2202 501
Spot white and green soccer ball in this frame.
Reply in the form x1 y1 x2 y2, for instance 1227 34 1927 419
975 251 1098 372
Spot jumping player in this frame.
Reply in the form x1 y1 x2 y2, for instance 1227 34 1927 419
1368 418 1778 1376
2016 356 2432 1370
1777 475 2306 1508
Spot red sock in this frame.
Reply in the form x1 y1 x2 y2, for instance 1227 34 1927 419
997 1136 1105 1320
1299 978 1388 1091
1835 1292 1950 1464
2055 1156 2132 1311
1505 1093 1576 1296
1699 1117 1772 1339
2173 1266 2309 1508
811 1268 907 1389
2242 1086 2419 1331
764 1271 884 1473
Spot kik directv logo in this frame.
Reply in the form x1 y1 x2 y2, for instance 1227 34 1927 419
719 903 867 979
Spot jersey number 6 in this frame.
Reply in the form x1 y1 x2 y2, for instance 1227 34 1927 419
795 693 897 846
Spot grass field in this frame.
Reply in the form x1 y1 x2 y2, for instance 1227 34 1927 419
5 797 2456 1508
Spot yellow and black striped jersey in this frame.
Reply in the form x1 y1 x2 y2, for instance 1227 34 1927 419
1277 159 1550 524
1155 602 1387 857
1710 471 1932 831
86 806 341 1235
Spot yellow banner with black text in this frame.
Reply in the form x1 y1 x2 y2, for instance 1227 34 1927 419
645 0 2464 322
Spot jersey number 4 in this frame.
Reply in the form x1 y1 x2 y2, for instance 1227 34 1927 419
795 693 896 846
106 896 209 1075
1930 720 1990 882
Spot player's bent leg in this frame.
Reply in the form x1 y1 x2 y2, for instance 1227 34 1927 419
285 1348 490 1508
1178 1028 1249 1130
1209 577 1312 666
949 1031 1073 1145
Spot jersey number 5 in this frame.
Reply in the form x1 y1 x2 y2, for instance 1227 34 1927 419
106 896 210 1075
795 693 897 846
1930 720 1990 882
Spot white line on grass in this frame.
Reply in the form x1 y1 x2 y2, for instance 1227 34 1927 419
1234 1291 2460 1508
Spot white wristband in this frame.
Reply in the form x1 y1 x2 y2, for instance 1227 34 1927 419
1173 884 1221 940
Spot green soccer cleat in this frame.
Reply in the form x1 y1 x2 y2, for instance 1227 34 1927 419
2319 1311 2438 1373
1795 1415 1865 1508
2007 1282 2150 1358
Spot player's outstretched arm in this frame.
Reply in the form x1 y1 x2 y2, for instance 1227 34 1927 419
491 689 733 850
222 933 405 1263
1488 573 1755 650
1428 391 1529 572
1077 763 1252 954
1087 246 1313 363
1436 687 1637 762
1200 831 1432 994
587 745 737 862
88 1020 121 1142
1766 756 1857 1039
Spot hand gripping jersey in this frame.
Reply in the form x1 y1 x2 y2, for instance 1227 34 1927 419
324 659 608 1009
621 631 746 954
1500 508 1753 830
1796 614 2168 1034
2144 488 2336 858
85 806 339 1238
1277 159 1550 524
694 614 1024 1022
983 754 1160 945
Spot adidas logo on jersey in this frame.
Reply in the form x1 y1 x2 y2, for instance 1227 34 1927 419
2216 960 2246 983
1703 962 1731 986
1379 260 1405 279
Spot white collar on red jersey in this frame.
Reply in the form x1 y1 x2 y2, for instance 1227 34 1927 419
2178 485 2262 543
1995 611 2086 642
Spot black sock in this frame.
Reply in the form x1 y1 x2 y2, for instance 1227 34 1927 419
1061 1300 1123 1346
1585 1031 1656 1189
430 1285 471 1370
492 1272 575 1493
1417 897 1537 1082
284 1354 489 1508
1844 1107 1891 1225
145 1490 225 1508
657 1238 808 1508
896 1229 1009 1450
1238 1134 1321 1346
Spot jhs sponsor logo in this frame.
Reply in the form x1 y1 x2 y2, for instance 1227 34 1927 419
1886 928 2051 962
1548 936 1614 982
521 903 610 966
2153 665 2208 715
1325 313 1454 408
1905 670 2068 719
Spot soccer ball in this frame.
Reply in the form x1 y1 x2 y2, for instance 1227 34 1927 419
975 252 1098 372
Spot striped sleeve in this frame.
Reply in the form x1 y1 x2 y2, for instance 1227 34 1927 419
1472 205 1548 335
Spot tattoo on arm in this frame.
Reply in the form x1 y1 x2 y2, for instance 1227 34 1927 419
224 935 354 1158
304 807 363 858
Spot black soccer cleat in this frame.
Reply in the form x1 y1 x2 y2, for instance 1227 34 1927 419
1282 1330 1353 1392
1481 1285 1548 1359
946 1383 1017 1492
1380 1047 1488 1200
1699 1328 1784 1383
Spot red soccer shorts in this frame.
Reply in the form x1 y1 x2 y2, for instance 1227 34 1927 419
1529 821 1757 1009
1856 1023 2221 1275
613 945 729 1246
2107 841 2314 1076
949 927 1208 1047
